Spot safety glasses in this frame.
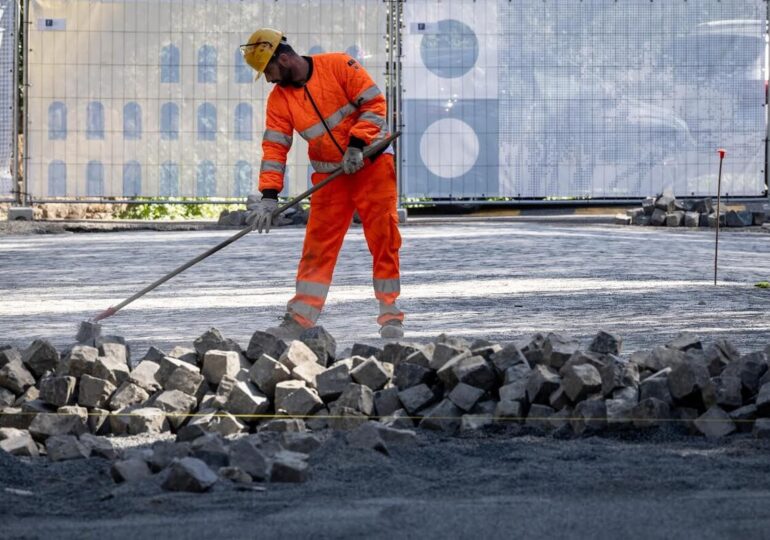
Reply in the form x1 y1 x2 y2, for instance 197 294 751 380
238 41 275 56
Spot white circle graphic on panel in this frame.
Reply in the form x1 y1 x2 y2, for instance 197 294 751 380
419 118 479 179
420 19 479 78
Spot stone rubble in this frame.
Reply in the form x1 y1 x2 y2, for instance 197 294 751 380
623 195 769 229
1 326 769 493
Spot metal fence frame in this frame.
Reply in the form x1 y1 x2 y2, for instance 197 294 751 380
9 0 770 207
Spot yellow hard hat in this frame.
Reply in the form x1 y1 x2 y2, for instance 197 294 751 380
240 28 285 81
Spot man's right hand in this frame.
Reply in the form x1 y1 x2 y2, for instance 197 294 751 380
245 194 279 233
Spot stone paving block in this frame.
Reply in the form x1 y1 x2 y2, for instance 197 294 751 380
0 429 38 457
202 350 241 385
756 382 770 416
79 433 117 460
219 466 252 484
0 346 22 368
708 212 726 227
0 407 28 430
571 400 607 435
397 384 436 415
141 346 166 364
435 354 467 388
605 399 635 430
0 387 14 406
380 409 415 430
373 387 402 417
650 207 667 226
167 346 198 366
489 343 528 374
351 343 382 360
280 387 324 417
429 344 469 371
259 418 306 433
561 364 602 402
543 333 580 369
246 331 288 362
372 423 418 445
350 358 390 391
526 365 561 405
45 434 91 461
728 404 757 433
21 399 54 416
279 340 319 371
712 376 743 410
249 354 291 398
164 364 206 399
666 211 684 227
600 356 639 397
642 346 687 372
281 432 323 454
0 360 36 395
453 356 496 391
88 408 110 435
194 328 242 357
109 382 150 412
327 405 368 430
271 450 309 483
127 407 169 435
589 331 623 355
316 363 352 402
292 360 326 389
753 418 770 439
470 340 502 361
448 382 485 412
274 380 307 412
229 438 271 481
154 390 198 430
64 345 98 378
93 356 131 387
38 376 76 407
300 326 337 367
655 194 675 211
503 363 532 385
393 361 433 391
460 414 494 432
631 398 671 429
726 210 753 227
128 361 162 392
200 412 247 438
558 350 607 377
632 214 651 226
188 433 229 469
380 343 420 366
346 422 389 455
692 198 713 214
225 381 270 417
335 384 374 416
419 399 463 433
666 332 702 352
668 359 712 407
694 406 736 439
22 339 60 378
14 386 40 407
612 385 639 403
639 374 673 405
28 411 88 441
403 347 433 369
100 342 129 366
77 375 116 409
156 356 188 386
722 352 768 397
684 211 700 227
494 400 524 424
163 457 218 492
549 387 570 410
111 458 153 483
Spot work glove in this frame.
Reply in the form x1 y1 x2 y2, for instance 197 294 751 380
245 194 279 234
342 146 364 175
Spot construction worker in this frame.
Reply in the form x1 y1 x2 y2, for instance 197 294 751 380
240 29 404 340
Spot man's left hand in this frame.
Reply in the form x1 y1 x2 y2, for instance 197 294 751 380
342 146 364 175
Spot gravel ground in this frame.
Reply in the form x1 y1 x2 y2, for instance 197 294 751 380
2 429 770 539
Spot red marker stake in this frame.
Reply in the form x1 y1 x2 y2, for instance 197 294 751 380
714 148 726 286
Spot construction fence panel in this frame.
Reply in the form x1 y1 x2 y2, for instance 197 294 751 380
0 0 16 200
400 0 768 200
25 0 389 200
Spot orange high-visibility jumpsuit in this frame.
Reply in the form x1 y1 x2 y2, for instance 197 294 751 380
258 52 404 329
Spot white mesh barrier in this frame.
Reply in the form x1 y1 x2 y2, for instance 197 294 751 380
0 0 16 199
401 0 768 199
25 0 389 200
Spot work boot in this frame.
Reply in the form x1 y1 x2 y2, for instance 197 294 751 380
379 319 404 340
265 313 306 341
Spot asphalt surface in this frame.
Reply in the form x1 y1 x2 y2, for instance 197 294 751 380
1 221 769 356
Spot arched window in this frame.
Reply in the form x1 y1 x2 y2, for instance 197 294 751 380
161 44 180 83
197 103 216 141
48 102 67 140
346 44 364 65
197 160 216 197
198 45 217 83
233 161 252 197
234 48 251 83
86 161 104 197
123 102 142 140
308 45 325 55
159 162 179 197
234 103 252 141
123 161 141 197
86 101 104 139
160 102 179 140
48 161 66 196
